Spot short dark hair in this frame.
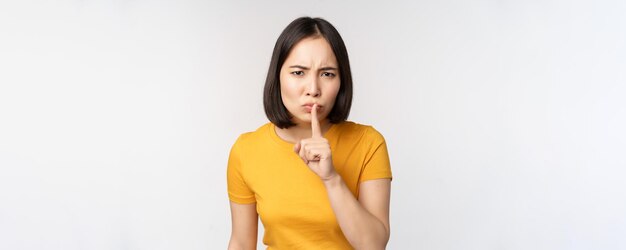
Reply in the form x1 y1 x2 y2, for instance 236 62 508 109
263 17 353 129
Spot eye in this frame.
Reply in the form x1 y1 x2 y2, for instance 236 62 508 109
291 71 304 76
322 72 336 77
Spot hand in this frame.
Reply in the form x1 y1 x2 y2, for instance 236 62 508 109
293 104 338 181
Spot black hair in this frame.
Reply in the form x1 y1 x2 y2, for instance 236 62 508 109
263 17 353 129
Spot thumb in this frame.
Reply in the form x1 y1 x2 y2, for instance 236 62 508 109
293 141 301 153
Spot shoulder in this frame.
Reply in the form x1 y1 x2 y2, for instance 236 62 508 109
333 121 386 145
231 122 273 150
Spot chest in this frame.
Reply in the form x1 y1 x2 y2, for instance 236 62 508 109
246 151 338 228
241 141 367 226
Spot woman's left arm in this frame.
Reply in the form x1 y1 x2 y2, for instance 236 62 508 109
295 132 391 249
323 176 391 250
295 105 391 249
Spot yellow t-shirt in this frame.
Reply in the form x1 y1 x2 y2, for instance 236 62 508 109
227 121 392 249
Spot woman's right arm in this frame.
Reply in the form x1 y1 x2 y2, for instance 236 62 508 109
228 202 258 250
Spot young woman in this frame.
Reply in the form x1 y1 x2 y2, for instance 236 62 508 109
227 17 392 250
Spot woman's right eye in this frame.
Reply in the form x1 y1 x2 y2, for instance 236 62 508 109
291 71 304 76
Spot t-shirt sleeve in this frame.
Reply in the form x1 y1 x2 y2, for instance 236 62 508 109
226 136 256 204
359 127 393 183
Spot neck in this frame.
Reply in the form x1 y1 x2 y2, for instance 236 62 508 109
275 120 332 143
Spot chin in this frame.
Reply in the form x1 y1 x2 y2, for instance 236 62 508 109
289 114 312 124
293 116 310 124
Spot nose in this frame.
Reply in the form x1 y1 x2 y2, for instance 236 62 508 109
305 76 321 97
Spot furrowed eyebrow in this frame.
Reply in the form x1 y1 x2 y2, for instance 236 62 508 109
288 65 310 70
288 65 338 71
319 67 338 71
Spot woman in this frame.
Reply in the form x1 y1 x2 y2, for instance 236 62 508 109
227 17 392 250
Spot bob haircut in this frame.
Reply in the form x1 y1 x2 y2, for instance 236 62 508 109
263 17 353 129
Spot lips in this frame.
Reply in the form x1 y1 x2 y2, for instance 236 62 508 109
302 103 322 113
302 103 322 108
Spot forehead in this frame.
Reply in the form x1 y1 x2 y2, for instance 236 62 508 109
283 37 338 66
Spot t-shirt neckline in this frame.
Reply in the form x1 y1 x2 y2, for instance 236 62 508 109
268 122 338 152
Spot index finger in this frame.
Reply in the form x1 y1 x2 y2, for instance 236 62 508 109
311 103 322 138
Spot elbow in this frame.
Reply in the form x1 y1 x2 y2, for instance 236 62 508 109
352 226 390 250
353 240 388 250
227 238 256 250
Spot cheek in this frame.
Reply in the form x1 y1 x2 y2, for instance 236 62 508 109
280 82 298 100
327 81 341 100
279 74 291 97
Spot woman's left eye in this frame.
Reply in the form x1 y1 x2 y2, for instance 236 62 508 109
322 72 336 77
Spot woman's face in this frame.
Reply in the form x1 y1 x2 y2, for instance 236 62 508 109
279 36 340 126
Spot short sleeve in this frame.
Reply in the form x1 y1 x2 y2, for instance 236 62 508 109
226 137 256 204
359 127 393 183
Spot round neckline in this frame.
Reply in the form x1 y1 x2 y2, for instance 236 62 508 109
268 122 339 152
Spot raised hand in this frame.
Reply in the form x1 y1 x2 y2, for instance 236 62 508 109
293 104 337 181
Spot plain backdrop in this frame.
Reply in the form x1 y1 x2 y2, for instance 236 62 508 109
1 0 625 249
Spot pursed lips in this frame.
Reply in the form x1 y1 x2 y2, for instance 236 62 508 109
302 103 322 108
302 103 322 112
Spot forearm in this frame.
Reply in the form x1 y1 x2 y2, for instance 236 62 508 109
227 238 256 250
323 175 389 249
228 202 258 250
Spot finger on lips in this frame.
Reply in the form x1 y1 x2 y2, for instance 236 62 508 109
293 103 327 164
311 103 322 138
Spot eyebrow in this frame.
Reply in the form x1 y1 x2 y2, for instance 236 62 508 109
288 65 338 71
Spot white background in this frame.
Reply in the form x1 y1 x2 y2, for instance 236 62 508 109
1 0 625 249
